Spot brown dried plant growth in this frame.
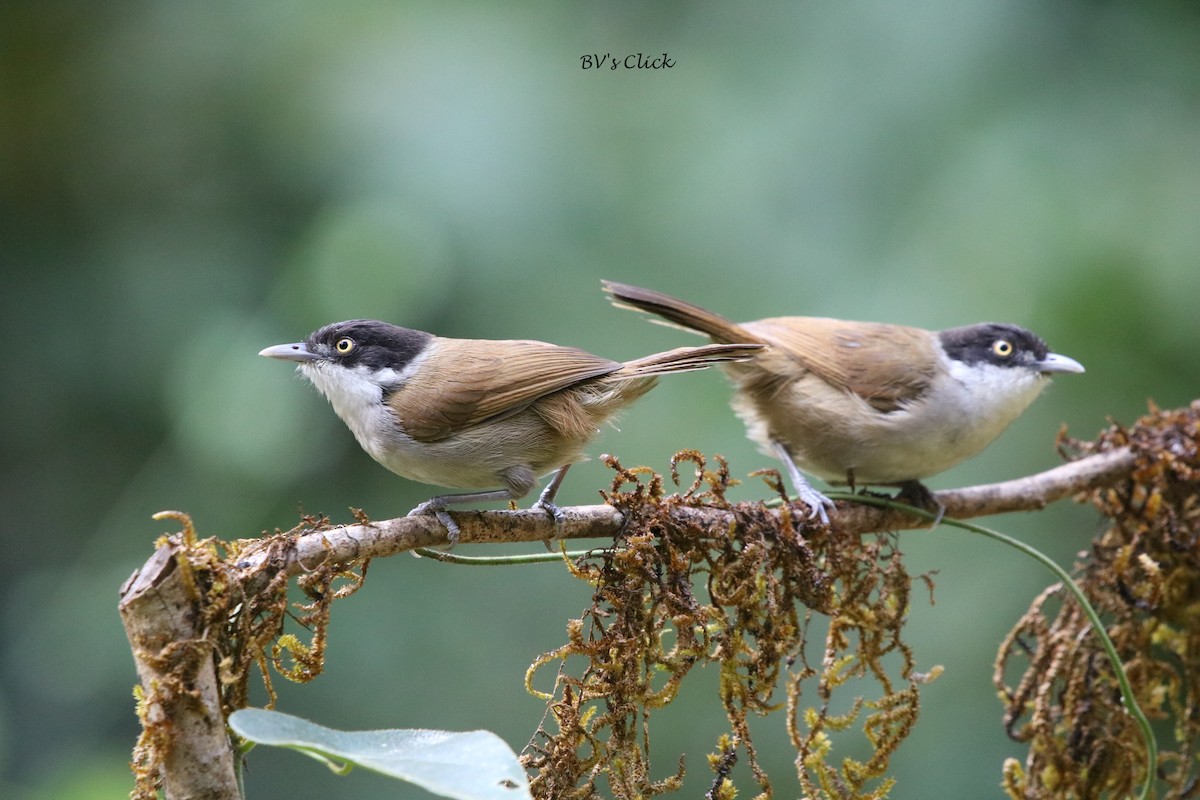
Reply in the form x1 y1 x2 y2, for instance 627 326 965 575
522 451 937 800
127 513 369 800
996 400 1200 799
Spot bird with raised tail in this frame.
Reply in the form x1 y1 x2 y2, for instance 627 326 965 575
602 280 1085 523
261 319 763 543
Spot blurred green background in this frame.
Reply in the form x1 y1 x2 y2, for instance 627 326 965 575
2 2 1198 798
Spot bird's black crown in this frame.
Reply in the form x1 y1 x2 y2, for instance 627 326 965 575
306 319 433 371
938 322 1050 369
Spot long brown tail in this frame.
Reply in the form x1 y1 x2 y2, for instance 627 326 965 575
602 280 764 345
616 343 763 379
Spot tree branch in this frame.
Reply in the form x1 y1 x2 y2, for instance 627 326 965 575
120 542 242 800
233 446 1135 581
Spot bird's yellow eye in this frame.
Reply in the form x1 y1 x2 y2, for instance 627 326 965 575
992 339 1014 358
335 337 355 354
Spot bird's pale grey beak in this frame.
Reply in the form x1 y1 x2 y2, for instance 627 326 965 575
259 342 321 363
1037 352 1085 374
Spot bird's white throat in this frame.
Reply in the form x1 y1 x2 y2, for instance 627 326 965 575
299 362 398 460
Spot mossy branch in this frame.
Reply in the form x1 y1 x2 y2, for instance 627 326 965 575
229 445 1134 582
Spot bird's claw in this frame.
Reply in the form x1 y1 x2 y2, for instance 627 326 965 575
794 485 835 526
534 499 567 549
407 501 461 547
894 481 945 527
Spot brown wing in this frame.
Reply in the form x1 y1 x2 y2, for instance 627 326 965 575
742 317 938 412
390 338 623 441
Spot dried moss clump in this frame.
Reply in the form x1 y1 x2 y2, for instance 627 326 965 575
996 400 1200 799
128 512 369 799
523 451 936 799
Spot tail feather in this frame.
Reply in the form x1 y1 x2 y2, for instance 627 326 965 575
616 343 764 379
602 280 764 345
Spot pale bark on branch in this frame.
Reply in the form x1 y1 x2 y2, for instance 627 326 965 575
233 446 1135 580
120 545 242 800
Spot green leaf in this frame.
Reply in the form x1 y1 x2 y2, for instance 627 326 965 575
229 708 532 800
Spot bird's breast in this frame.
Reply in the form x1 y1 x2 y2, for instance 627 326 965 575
737 357 1050 484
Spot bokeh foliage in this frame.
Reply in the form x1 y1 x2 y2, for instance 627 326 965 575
2 3 1199 798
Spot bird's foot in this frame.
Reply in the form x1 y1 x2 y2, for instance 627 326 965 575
771 441 835 525
407 500 461 548
534 498 567 546
893 481 945 526
792 484 836 526
533 465 570 548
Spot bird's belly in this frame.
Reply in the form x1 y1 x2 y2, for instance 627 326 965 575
366 413 587 493
309 364 605 494
370 436 504 490
737 367 1048 484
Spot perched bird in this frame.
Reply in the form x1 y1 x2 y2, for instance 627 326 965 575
260 319 762 542
602 280 1085 522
